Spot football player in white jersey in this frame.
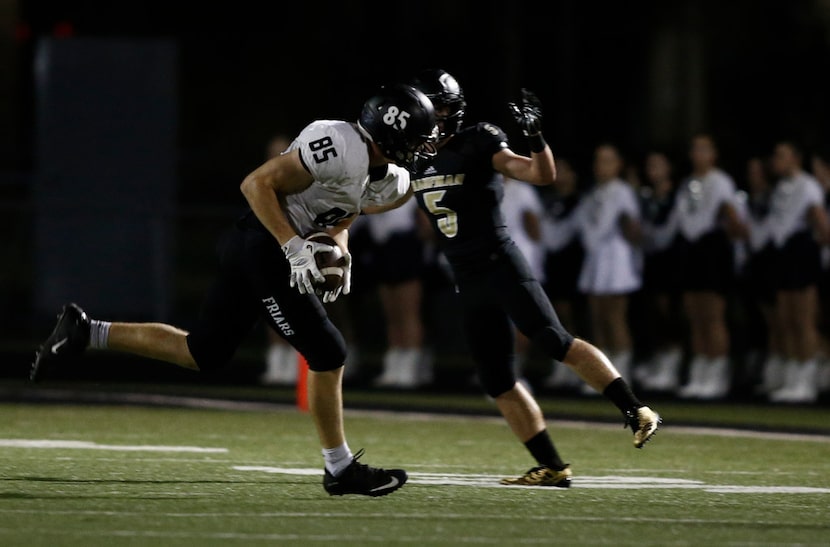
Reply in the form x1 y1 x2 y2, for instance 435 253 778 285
30 83 438 497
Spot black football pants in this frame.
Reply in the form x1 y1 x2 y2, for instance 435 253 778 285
186 223 347 372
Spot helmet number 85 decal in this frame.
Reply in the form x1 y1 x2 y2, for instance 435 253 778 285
383 106 410 130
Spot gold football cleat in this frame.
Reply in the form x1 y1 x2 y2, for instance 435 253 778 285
500 465 572 488
627 406 662 448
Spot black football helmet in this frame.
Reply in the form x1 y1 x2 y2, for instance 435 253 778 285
411 69 466 139
357 83 438 171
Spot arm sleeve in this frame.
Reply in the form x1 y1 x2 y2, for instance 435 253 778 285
362 165 411 208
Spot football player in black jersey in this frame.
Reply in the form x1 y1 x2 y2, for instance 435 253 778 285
409 69 661 487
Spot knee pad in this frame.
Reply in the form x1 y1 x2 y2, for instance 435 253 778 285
293 319 348 372
186 333 232 373
533 325 574 362
476 360 517 399
303 342 347 372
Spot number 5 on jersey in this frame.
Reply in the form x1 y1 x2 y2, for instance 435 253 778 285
423 190 458 238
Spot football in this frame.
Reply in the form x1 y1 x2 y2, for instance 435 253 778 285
305 232 346 291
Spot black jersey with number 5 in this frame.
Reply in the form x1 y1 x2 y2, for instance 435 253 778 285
411 122 511 277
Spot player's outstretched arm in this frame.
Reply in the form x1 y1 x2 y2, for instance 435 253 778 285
494 88 556 186
362 187 414 215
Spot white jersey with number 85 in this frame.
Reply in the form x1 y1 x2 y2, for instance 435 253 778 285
282 120 410 236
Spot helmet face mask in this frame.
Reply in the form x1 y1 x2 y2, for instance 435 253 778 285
358 83 438 171
411 69 466 140
410 126 440 171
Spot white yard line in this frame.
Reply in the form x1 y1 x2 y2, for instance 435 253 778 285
0 510 825 526
12 388 830 443
232 466 830 494
0 526 690 544
0 439 227 452
335 407 830 443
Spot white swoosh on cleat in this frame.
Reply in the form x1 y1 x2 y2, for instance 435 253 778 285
370 476 399 492
51 338 68 354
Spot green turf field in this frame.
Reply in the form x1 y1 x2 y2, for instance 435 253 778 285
1 399 829 546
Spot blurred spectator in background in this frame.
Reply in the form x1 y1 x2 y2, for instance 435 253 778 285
538 158 585 391
624 162 643 191
765 141 830 403
576 144 642 388
500 175 546 384
367 198 431 389
673 134 747 400
811 148 830 394
633 151 684 392
737 157 781 396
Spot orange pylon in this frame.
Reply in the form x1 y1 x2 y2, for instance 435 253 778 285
296 353 309 411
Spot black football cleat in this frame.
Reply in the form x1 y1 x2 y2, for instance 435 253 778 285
323 449 408 497
30 303 90 383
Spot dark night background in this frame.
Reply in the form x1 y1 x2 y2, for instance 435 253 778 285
5 1 830 186
1 0 830 381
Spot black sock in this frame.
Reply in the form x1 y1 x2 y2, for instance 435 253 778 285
524 430 566 470
603 377 643 414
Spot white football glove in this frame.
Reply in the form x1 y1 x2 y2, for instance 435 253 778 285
322 251 352 303
281 235 328 295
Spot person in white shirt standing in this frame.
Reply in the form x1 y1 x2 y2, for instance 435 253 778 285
576 144 642 385
501 175 546 381
673 134 748 400
634 151 684 392
811 149 830 395
538 158 585 391
365 197 431 389
502 176 546 281
765 141 830 403
739 157 783 396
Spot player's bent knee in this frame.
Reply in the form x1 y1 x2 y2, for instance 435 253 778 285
533 325 574 362
477 365 517 399
296 322 348 372
186 333 233 373
305 349 346 372
297 336 346 372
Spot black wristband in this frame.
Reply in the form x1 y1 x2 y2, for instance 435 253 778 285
527 132 546 153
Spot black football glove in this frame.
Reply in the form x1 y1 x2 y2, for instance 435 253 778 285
508 88 543 136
